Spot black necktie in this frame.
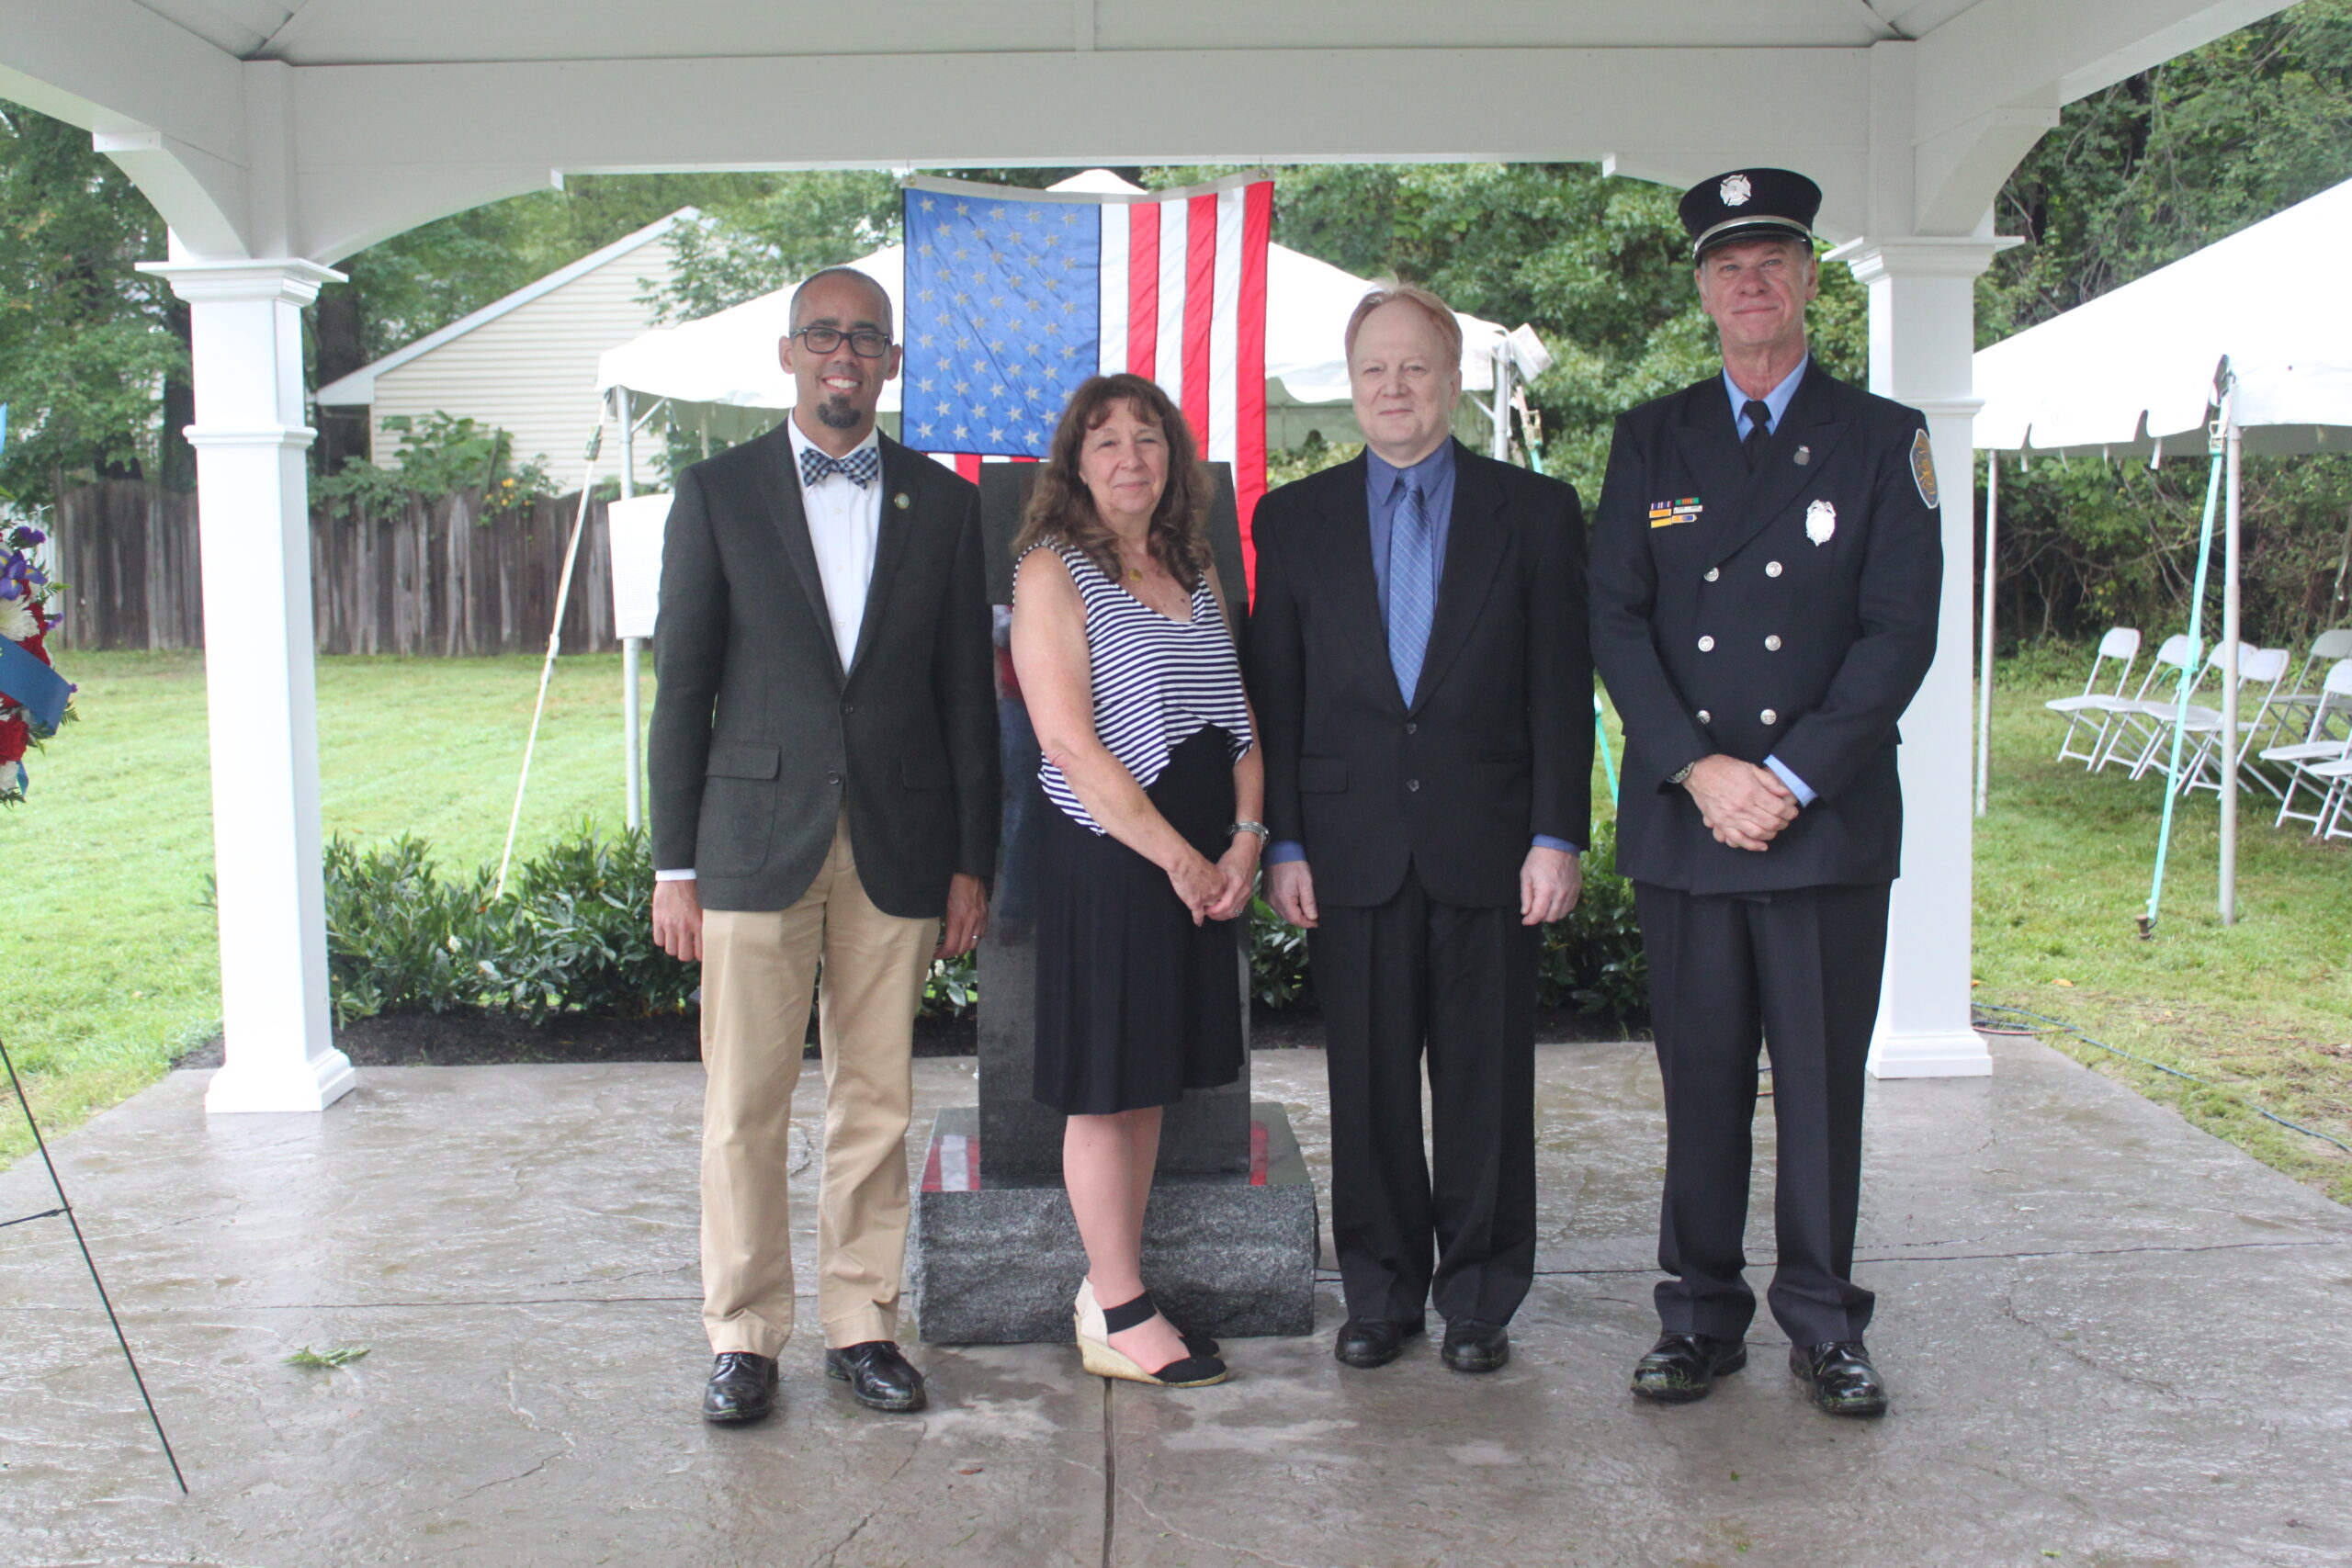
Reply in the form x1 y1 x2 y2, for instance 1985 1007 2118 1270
1741 399 1773 470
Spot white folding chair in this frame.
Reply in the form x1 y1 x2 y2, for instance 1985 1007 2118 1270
2086 633 2194 773
2173 646 2292 796
2270 627 2352 732
2094 637 2236 777
2043 626 2142 765
2264 659 2352 829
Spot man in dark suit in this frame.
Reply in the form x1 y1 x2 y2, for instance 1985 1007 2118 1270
1589 170 1941 1416
650 266 999 1424
1250 284 1591 1375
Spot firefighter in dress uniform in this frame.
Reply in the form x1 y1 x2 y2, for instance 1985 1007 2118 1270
1589 168 1942 1417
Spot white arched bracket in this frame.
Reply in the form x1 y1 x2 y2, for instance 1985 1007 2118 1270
136 256 356 1113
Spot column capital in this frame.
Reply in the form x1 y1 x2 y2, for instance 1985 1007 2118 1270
135 257 345 307
1826 234 2020 284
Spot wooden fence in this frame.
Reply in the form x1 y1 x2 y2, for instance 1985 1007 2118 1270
49 481 621 655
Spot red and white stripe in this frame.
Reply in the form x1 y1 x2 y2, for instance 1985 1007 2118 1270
925 175 1272 586
1097 179 1272 582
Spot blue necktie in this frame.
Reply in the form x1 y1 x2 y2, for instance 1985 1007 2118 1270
798 445 879 490
1387 472 1437 705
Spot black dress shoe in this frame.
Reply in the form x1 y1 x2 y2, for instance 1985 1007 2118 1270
1441 1319 1510 1373
1630 1332 1748 1404
1333 1317 1423 1369
825 1340 928 1414
701 1352 777 1424
1790 1340 1888 1416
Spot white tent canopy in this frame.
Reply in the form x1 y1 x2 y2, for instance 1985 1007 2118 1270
594 172 1540 445
1975 176 2352 458
1970 175 2352 921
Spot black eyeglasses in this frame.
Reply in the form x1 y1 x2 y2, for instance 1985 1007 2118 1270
794 326 892 358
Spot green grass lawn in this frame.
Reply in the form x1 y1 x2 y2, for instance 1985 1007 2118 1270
1973 658 2352 1203
0 650 645 1159
4 649 2347 1205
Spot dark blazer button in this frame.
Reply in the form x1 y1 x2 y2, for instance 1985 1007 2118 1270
1405 721 1418 735
1406 779 1421 793
842 700 855 714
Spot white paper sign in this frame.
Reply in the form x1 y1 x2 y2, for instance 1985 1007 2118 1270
606 492 673 640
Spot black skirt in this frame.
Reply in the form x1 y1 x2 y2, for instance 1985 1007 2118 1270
1031 726 1246 1115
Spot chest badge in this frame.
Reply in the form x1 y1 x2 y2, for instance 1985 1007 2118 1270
1805 498 1837 547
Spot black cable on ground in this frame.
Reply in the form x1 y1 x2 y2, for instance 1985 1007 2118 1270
1973 1000 2352 1157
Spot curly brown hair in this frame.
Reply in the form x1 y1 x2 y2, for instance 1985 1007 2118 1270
1013 374 1212 591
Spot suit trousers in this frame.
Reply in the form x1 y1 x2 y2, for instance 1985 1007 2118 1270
1634 880 1890 1348
699 815 937 1357
1310 863 1538 1327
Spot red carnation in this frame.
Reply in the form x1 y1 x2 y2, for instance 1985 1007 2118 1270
0 716 28 766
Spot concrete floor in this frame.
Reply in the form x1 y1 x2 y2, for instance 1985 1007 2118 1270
2 1037 2347 1568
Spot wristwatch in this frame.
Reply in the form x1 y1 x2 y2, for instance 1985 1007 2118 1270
1229 819 1272 842
1668 761 1698 787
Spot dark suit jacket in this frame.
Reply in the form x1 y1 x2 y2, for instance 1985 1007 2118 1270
650 424 1000 917
1589 365 1941 894
1248 441 1592 910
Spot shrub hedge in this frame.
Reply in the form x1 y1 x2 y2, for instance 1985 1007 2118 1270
322 819 1650 1029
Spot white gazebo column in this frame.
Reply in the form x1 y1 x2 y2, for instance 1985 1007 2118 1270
1835 236 2014 1078
140 256 355 1113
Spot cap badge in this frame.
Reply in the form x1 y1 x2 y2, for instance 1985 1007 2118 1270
1720 173 1754 207
1805 498 1837 547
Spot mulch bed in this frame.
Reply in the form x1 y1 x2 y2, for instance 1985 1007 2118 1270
174 1004 1634 1070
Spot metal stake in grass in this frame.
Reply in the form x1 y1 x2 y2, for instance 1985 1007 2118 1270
0 1031 187 1493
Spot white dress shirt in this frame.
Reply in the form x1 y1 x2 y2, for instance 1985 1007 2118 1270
656 420 884 884
786 418 886 671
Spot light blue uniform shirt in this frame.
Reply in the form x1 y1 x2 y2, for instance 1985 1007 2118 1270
1723 357 1820 808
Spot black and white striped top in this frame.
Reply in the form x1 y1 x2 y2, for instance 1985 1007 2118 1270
1023 543 1253 834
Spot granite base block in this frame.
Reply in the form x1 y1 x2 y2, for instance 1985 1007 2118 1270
908 1101 1319 1345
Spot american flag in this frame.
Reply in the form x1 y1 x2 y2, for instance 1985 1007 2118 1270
900 172 1274 570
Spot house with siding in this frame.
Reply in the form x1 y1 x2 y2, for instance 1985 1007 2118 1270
316 209 696 491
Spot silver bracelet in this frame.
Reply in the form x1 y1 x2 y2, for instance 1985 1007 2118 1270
1229 820 1271 842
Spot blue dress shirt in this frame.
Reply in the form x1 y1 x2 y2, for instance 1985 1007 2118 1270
1722 358 1819 808
1269 441 1579 865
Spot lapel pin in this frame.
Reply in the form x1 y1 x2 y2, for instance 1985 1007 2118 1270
1793 445 1812 467
893 491 910 510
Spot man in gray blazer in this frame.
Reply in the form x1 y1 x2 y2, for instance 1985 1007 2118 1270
650 266 1000 1424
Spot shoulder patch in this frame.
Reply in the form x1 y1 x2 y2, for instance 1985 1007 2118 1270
1909 427 1939 510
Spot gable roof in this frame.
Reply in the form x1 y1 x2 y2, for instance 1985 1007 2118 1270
314 207 700 407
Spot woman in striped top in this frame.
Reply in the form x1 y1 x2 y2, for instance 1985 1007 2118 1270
1010 373 1262 1391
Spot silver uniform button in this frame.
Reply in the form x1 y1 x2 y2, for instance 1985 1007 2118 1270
1766 560 1783 578
1761 708 1779 725
1698 636 1715 652
1703 567 1720 582
1765 635 1781 651
1697 709 1712 725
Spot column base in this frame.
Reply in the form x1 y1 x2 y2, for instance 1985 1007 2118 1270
205 1047 357 1113
1868 1027 1994 1079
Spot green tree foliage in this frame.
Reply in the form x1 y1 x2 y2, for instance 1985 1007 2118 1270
1152 163 1867 500
1978 2 2352 647
0 102 188 507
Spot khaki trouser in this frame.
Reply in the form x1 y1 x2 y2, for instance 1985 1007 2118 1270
699 817 937 1356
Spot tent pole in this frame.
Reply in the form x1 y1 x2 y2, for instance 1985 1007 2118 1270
2220 400 2243 925
616 388 645 834
1490 346 1512 463
1976 449 1998 818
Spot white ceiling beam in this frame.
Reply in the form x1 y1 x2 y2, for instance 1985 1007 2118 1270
286 46 1872 259
0 0 246 156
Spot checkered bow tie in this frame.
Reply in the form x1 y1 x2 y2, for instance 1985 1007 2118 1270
798 445 880 490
